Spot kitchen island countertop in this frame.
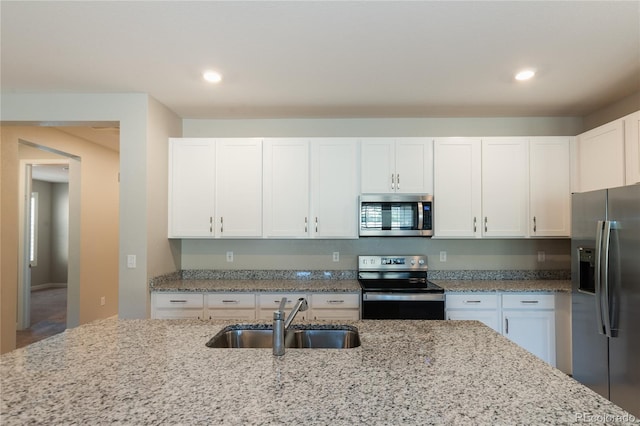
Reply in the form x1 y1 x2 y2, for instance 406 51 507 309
1 317 635 425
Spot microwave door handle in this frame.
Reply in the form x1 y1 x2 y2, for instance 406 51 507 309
417 202 424 230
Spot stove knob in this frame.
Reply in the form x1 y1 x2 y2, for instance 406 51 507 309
418 259 425 265
410 259 416 265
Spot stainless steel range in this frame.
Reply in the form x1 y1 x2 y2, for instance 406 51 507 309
358 255 444 320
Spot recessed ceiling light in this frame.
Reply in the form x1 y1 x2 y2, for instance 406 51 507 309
515 69 536 81
203 71 222 83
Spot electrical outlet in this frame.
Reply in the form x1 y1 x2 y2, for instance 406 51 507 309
332 252 340 262
127 255 136 268
440 251 447 262
226 251 234 262
100 296 106 306
537 251 546 262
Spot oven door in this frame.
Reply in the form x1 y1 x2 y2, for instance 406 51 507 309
361 292 445 320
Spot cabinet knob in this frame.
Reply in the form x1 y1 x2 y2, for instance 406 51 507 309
473 217 477 233
533 216 537 233
397 174 400 190
484 217 488 233
391 174 395 190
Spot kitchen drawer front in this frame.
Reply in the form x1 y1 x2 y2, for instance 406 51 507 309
153 309 203 320
310 293 360 310
502 294 554 310
258 293 307 310
311 309 360 321
207 293 256 309
207 308 256 320
154 293 204 309
446 293 499 309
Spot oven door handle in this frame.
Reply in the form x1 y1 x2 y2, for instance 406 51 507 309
363 293 445 302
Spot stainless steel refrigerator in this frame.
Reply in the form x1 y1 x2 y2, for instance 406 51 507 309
572 185 640 417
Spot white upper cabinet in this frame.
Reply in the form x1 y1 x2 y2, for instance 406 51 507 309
361 138 433 194
168 138 263 238
215 138 263 237
310 139 359 238
263 138 310 238
481 138 529 237
168 138 216 238
576 119 625 192
624 111 640 185
529 137 571 237
433 138 482 238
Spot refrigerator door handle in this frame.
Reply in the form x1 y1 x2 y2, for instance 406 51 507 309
602 220 616 338
595 220 606 335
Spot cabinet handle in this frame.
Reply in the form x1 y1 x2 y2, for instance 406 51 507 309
397 174 400 190
315 217 318 233
326 300 345 304
533 216 537 233
464 300 482 304
221 300 239 304
221 216 224 234
169 300 187 303
484 217 488 233
275 299 292 304
391 174 395 190
520 300 539 304
304 217 308 233
473 217 477 233
505 317 509 334
209 216 213 233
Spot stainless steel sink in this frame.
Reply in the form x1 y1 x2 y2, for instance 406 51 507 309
206 325 361 349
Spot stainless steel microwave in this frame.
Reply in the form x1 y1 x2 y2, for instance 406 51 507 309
359 194 433 237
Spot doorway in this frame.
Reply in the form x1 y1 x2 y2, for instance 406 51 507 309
16 141 82 348
16 162 72 347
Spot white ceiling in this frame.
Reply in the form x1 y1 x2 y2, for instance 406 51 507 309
1 1 639 119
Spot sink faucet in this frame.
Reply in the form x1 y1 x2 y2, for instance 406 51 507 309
273 297 308 356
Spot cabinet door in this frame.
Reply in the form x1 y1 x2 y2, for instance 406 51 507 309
529 137 571 237
263 139 310 237
395 138 433 194
624 111 640 185
447 310 501 333
215 138 263 237
433 138 482 238
360 139 396 193
311 139 359 238
481 138 529 237
577 119 625 192
168 138 215 237
502 310 556 366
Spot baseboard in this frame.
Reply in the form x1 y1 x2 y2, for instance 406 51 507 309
31 283 68 292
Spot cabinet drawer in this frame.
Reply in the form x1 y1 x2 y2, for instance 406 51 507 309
446 293 499 309
502 294 554 309
154 293 203 309
207 293 256 309
310 293 360 309
207 309 256 320
258 293 307 309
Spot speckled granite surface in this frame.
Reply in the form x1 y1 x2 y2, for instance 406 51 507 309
434 279 572 293
152 279 361 292
1 318 636 425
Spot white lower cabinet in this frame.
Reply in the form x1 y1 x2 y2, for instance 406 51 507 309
445 293 501 332
151 293 204 319
309 293 360 320
502 294 556 367
446 292 558 368
206 293 256 320
257 293 309 321
152 291 361 322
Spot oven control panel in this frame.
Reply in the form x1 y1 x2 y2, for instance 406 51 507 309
358 255 428 271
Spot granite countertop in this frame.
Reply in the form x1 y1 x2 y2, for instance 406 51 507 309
433 279 572 293
151 279 361 293
1 318 635 425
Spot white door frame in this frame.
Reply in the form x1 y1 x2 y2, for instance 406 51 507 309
17 152 81 330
